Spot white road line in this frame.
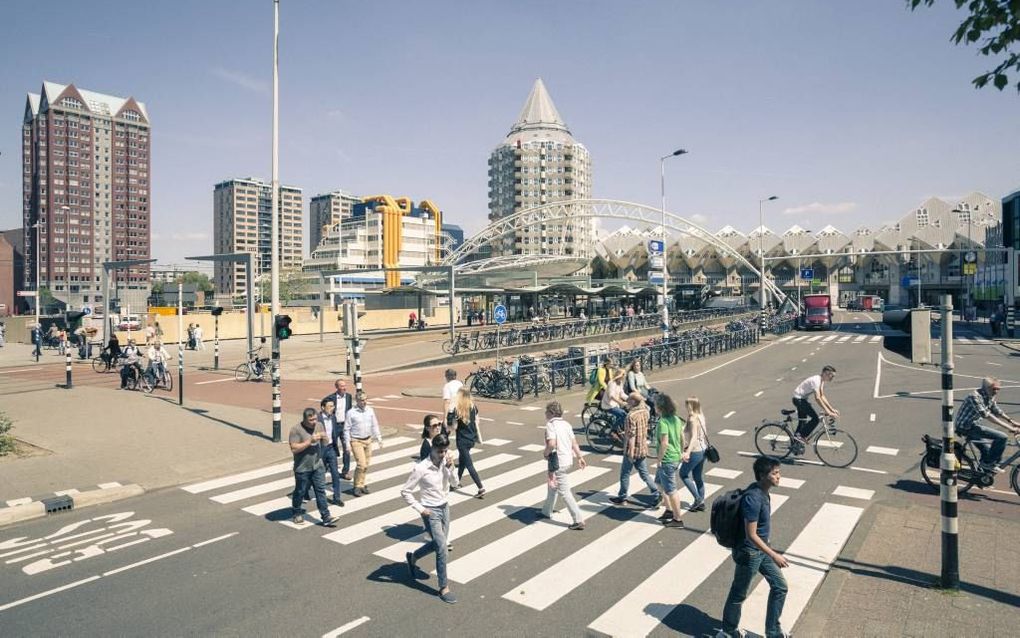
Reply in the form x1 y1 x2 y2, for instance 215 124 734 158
484 438 511 446
754 391 764 397
822 336 837 342
705 468 741 479
974 337 992 344
191 532 239 548
323 617 371 637
869 413 876 422
102 547 192 576
717 429 745 437
5 498 32 507
518 444 545 452
837 336 850 343
507 421 524 426
503 484 721 611
850 466 888 475
376 467 611 563
97 482 122 489
778 336 794 342
53 489 80 497
807 336 823 342
790 336 808 342
586 495 789 637
602 455 624 464
854 335 866 343
0 368 38 375
194 377 235 385
277 453 519 526
869 336 882 342
780 478 805 489
865 445 898 456
519 406 543 411
833 486 874 500
776 378 783 381
723 411 736 419
791 366 797 370
986 361 1002 367
445 477 619 583
182 462 295 494
384 394 401 399
0 576 102 613
742 503 863 637
326 460 549 545
479 417 494 422
957 337 972 344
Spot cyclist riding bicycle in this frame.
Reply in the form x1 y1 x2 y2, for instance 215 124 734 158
954 376 1020 473
147 340 169 381
585 358 613 406
601 367 629 431
791 365 839 454
119 340 143 389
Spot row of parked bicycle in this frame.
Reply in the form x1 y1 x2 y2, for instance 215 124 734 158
442 307 753 355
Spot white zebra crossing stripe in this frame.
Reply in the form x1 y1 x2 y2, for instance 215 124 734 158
375 466 612 563
445 477 620 583
484 439 511 446
791 336 808 343
822 335 837 342
778 336 794 342
502 483 722 611
865 445 898 456
325 459 551 545
741 502 863 637
869 336 882 342
853 335 866 343
832 485 874 500
587 494 790 637
215 444 442 505
518 444 545 452
837 336 850 343
957 336 972 343
245 453 518 519
807 336 823 342
717 429 745 437
779 477 805 489
5 498 32 507
705 468 742 479
181 436 416 494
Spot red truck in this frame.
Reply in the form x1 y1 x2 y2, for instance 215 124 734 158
801 294 832 330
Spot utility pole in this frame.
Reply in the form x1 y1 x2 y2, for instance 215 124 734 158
269 0 282 443
938 293 959 589
178 281 184 406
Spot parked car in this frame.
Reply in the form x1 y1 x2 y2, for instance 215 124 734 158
116 314 142 331
882 305 910 330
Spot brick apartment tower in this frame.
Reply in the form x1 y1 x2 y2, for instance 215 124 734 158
22 82 152 311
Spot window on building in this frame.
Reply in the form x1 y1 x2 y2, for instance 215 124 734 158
915 208 929 227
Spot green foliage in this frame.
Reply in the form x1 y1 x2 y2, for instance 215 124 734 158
257 271 311 304
0 411 15 456
910 0 1020 91
175 272 214 293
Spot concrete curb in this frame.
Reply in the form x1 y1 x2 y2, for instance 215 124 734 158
0 484 145 529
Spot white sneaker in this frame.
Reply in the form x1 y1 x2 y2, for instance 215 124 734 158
715 630 747 638
980 463 1005 474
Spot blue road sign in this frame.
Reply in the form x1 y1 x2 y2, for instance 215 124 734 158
799 268 814 280
901 276 919 287
493 304 508 325
648 240 664 254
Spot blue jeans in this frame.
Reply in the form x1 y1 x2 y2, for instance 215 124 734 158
607 407 627 430
722 546 788 638
680 450 706 503
292 466 331 521
321 446 342 502
968 424 1008 466
412 503 450 589
656 461 680 495
617 455 659 500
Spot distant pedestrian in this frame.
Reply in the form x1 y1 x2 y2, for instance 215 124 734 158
541 401 587 530
680 397 707 512
409 311 417 329
0 321 5 347
654 392 686 528
609 392 660 506
419 414 445 461
453 389 485 498
717 456 788 638
324 379 354 480
344 391 384 496
194 324 205 351
288 407 337 527
402 432 459 604
442 368 463 428
32 323 42 358
154 321 164 340
186 323 196 350
318 398 345 506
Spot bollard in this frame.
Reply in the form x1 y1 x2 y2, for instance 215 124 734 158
352 337 363 393
939 294 959 589
64 340 72 389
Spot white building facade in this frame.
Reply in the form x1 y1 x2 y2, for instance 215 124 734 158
308 190 360 256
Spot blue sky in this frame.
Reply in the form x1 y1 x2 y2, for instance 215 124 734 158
2 0 1018 263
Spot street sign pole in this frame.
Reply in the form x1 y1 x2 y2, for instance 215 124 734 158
494 303 507 364
939 294 959 589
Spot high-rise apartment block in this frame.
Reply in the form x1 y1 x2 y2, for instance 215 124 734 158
487 79 592 260
309 190 360 254
22 81 152 309
213 178 303 299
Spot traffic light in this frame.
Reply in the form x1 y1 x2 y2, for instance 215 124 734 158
211 307 224 317
274 314 293 340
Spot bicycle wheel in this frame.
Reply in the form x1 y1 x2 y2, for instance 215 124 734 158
234 363 251 382
581 404 599 427
92 357 107 373
162 371 173 392
1011 465 1020 497
586 418 616 454
141 374 154 394
754 422 794 460
442 340 456 355
920 447 978 494
813 428 858 468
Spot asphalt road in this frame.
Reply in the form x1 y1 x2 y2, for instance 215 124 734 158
1 310 1017 637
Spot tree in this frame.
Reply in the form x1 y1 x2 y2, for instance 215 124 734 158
911 0 1020 91
175 271 214 293
257 271 311 304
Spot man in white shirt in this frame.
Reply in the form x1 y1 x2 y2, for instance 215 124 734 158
791 365 839 452
344 391 384 496
194 324 205 351
324 379 354 480
401 432 459 605
442 368 463 427
542 401 587 531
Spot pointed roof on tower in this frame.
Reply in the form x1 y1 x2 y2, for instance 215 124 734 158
504 79 579 145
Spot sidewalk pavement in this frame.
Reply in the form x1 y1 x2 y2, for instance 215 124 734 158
798 502 1020 637
0 384 397 504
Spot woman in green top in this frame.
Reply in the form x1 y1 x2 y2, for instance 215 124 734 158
654 392 686 528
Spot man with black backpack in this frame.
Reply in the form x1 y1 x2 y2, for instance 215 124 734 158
715 456 789 638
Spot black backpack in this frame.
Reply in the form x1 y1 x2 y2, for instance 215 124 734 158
710 488 746 549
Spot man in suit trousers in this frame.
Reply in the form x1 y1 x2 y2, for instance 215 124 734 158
324 379 355 480
317 398 345 506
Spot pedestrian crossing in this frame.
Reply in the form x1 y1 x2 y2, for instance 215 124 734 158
181 442 871 636
776 334 994 345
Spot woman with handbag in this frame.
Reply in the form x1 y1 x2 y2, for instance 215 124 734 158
453 389 486 498
680 396 710 512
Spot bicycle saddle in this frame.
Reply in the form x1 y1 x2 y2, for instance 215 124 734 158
781 409 796 415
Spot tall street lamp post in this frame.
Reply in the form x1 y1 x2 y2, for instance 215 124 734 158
33 220 41 361
660 148 687 336
759 196 779 331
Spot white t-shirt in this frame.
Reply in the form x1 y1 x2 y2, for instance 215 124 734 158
545 417 576 469
793 375 822 400
443 379 464 413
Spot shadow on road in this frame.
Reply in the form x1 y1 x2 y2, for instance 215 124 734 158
660 602 721 636
367 561 438 596
183 406 275 441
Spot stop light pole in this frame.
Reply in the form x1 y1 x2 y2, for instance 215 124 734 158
269 0 282 443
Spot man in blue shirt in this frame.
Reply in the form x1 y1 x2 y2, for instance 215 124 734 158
717 456 789 638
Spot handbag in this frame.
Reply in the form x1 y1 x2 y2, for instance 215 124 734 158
701 417 720 463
